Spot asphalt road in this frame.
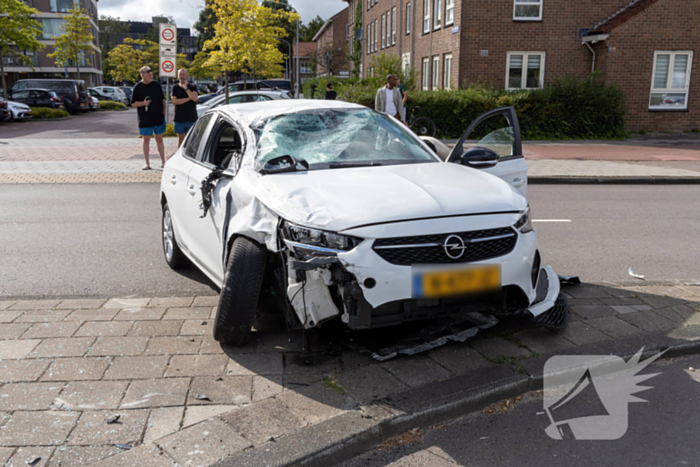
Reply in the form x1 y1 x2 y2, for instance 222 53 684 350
0 184 698 299
340 354 700 467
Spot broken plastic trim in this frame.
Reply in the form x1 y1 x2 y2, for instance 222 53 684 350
289 255 339 271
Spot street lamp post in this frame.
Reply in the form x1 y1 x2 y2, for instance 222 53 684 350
276 37 292 81
265 1 300 98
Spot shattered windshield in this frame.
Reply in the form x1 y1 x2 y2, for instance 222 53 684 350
253 108 437 169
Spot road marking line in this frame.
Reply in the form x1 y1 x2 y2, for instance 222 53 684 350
532 219 572 223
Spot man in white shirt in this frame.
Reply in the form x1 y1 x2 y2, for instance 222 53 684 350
374 74 405 122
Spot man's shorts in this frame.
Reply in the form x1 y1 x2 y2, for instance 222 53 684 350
174 120 196 135
139 121 166 137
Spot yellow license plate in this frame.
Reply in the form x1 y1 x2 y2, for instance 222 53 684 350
413 265 501 299
80 103 85 106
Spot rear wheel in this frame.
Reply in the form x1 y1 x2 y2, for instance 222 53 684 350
410 117 437 137
213 237 268 346
162 203 188 269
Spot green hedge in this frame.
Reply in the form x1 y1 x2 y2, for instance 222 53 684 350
333 77 627 140
100 101 127 110
29 107 70 119
137 123 177 138
302 77 363 100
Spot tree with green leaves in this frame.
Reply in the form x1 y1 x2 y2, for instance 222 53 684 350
262 0 296 59
108 37 189 83
98 15 130 84
193 1 217 52
48 4 94 83
300 15 325 42
0 0 44 99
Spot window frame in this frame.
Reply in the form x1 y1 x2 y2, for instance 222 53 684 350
374 19 378 51
423 0 431 34
381 14 385 49
432 55 440 89
649 51 693 110
513 0 543 21
434 0 442 30
406 2 411 35
505 51 546 90
422 58 429 90
445 0 454 25
443 53 452 89
367 21 371 54
391 7 396 44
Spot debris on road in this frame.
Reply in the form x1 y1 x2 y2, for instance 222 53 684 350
106 414 120 424
629 267 646 280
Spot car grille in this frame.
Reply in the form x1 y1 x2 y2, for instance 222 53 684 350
372 227 517 265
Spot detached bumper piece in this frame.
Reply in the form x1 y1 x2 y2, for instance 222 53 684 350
532 294 569 330
528 266 570 330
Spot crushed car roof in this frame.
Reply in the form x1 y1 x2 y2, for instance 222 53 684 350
215 99 366 126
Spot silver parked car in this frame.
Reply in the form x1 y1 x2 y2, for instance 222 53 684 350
196 90 290 118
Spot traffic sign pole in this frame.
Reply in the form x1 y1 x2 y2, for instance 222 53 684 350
159 24 177 128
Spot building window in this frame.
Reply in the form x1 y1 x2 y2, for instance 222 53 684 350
434 0 442 29
367 22 371 53
432 55 440 89
346 24 350 41
422 58 429 90
444 53 452 89
50 0 78 13
445 0 454 25
406 3 411 34
386 11 391 46
301 62 311 74
423 0 431 33
506 52 545 89
402 52 411 73
381 14 385 48
367 0 370 10
650 51 693 109
513 0 542 20
391 7 396 44
41 18 65 39
374 19 378 51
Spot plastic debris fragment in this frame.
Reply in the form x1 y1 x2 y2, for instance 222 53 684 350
628 268 645 280
194 394 211 401
115 444 131 450
27 457 41 466
106 415 120 424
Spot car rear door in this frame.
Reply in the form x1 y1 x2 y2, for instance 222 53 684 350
446 107 528 197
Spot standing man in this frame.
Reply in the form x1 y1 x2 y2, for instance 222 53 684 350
374 74 404 122
171 68 199 148
396 76 408 122
324 82 337 100
131 66 166 170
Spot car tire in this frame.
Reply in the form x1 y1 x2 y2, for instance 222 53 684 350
162 203 188 269
213 237 268 346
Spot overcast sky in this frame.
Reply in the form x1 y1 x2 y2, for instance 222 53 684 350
98 0 346 32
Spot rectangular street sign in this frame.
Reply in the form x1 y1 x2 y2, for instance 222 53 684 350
160 45 176 57
160 55 176 78
159 23 177 46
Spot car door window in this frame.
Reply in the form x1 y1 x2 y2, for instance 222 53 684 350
227 96 245 104
14 91 29 99
29 91 41 99
207 122 243 170
469 115 515 159
182 114 214 161
252 95 271 102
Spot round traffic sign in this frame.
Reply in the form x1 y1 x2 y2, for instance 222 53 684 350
162 60 175 73
161 28 175 42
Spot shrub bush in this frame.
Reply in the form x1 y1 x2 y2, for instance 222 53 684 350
99 101 127 110
29 107 70 119
336 75 628 140
137 123 177 138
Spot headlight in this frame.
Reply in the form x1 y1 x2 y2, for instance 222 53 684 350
281 221 362 260
514 206 534 233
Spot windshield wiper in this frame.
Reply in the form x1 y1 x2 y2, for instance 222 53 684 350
328 161 383 169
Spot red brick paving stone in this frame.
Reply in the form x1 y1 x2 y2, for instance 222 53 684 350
90 444 178 467
0 340 41 359
103 356 169 380
0 411 80 446
127 320 183 337
157 418 252 466
45 445 122 467
0 360 51 383
0 382 65 411
8 300 61 311
102 298 150 309
145 336 202 355
4 446 55 467
114 308 166 321
219 397 305 445
143 407 184 443
74 321 134 337
179 319 214 336
162 307 213 320
13 310 72 323
0 301 17 311
165 355 229 377
22 321 83 339
64 309 119 321
55 299 107 310
188 376 252 405
0 311 22 323
29 337 96 358
41 357 111 382
67 409 150 446
87 337 149 357
120 378 190 409
147 297 194 308
0 324 31 340
192 296 218 307
57 380 129 410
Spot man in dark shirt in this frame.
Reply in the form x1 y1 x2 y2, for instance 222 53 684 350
171 68 199 147
324 82 337 100
131 65 166 169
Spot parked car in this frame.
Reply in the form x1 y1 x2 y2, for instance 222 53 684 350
196 92 220 105
196 84 209 94
0 98 32 120
0 101 9 122
88 88 119 102
8 79 88 113
196 90 289 117
160 101 567 348
10 89 64 110
88 95 100 110
119 86 133 105
91 86 129 105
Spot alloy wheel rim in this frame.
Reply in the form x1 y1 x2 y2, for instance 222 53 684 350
163 209 174 261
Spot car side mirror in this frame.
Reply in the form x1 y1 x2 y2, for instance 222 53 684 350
460 147 499 169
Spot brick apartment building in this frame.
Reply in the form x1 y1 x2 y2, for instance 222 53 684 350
342 0 698 132
312 7 350 77
5 0 102 87
293 42 318 84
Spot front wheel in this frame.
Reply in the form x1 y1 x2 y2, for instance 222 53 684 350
213 237 268 346
410 117 437 137
162 203 188 269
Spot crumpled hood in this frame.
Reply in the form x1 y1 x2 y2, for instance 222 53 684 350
251 162 527 232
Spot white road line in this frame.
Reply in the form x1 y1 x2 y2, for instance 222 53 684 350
532 219 572 223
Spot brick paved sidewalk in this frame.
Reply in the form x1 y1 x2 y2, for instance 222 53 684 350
0 284 698 466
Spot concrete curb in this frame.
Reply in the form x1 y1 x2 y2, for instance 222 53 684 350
529 176 700 185
211 331 700 467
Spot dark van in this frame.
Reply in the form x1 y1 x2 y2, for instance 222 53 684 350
9 79 89 114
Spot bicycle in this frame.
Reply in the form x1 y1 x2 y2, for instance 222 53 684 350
407 106 437 137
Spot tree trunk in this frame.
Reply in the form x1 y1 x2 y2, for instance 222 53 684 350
0 55 7 101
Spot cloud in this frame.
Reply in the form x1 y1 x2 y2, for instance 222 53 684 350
98 0 346 31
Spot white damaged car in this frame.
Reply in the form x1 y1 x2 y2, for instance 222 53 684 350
161 100 568 348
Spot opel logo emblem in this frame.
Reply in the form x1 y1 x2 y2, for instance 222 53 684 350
443 234 468 259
